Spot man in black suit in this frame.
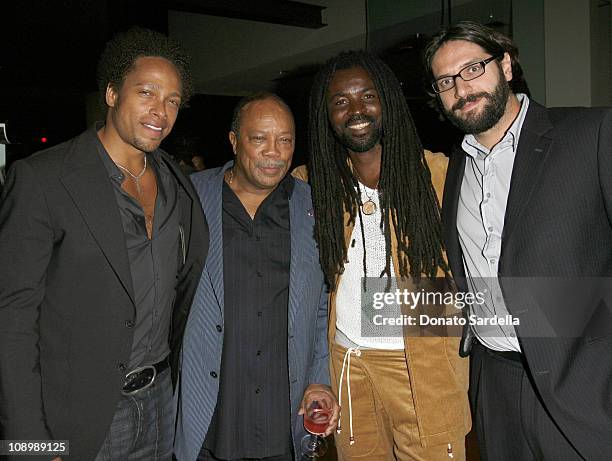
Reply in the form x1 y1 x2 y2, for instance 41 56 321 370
424 21 612 460
0 28 208 460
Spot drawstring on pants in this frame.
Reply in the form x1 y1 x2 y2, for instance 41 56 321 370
336 347 361 445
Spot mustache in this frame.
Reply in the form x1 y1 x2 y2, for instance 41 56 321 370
345 114 376 128
256 160 287 168
452 92 492 111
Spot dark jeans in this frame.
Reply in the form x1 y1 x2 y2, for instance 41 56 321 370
94 368 174 461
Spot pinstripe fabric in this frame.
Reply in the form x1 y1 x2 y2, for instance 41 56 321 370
175 161 329 461
443 102 612 459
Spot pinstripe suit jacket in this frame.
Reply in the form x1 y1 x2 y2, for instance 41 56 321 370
174 161 329 461
442 101 612 459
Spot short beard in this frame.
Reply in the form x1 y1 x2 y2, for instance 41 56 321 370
333 115 383 153
442 78 510 135
336 127 382 153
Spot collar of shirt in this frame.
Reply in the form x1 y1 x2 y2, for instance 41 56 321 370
461 93 530 159
221 171 295 229
92 122 167 183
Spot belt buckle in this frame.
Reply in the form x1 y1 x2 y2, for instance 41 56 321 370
121 365 156 396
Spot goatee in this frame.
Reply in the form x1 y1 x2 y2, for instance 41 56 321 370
442 78 510 135
334 115 382 153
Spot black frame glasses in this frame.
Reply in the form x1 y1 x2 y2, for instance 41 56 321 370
431 54 503 94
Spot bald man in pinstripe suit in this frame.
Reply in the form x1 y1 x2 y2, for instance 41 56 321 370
173 93 339 461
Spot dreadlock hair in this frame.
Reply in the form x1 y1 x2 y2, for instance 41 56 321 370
97 27 194 109
308 50 448 288
423 21 530 112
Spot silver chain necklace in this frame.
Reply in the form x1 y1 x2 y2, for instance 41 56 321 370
116 156 147 194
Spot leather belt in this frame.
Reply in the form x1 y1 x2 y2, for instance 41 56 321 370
121 357 169 396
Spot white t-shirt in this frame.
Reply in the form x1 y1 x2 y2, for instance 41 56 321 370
335 183 405 350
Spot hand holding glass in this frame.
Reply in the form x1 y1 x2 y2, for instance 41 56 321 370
300 398 332 458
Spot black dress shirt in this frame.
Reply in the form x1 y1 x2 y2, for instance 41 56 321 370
96 139 180 369
203 175 294 459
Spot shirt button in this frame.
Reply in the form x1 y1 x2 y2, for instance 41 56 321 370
125 320 134 328
117 363 126 373
489 259 496 264
257 311 262 317
255 236 261 242
488 227 493 232
210 371 218 378
486 193 491 198
216 325 222 332
255 388 261 394
256 350 262 356
256 271 263 277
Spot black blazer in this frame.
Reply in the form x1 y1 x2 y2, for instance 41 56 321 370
442 101 612 459
0 127 208 460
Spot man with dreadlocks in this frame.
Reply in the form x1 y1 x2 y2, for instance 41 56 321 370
294 50 470 460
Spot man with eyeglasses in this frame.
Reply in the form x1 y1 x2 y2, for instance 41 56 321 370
424 21 612 461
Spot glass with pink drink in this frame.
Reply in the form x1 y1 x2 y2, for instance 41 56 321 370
300 398 332 458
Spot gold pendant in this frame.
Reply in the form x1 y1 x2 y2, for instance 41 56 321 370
362 200 377 215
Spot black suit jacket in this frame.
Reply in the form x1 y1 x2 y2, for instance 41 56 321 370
442 101 612 459
0 127 208 460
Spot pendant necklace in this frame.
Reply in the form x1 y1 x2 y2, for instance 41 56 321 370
116 155 147 195
353 169 379 215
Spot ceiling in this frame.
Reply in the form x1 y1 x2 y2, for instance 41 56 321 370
1 0 509 151
2 0 509 95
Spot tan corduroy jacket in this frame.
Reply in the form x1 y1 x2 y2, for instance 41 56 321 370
293 151 471 448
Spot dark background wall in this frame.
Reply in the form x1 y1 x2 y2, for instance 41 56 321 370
2 0 610 171
0 0 463 169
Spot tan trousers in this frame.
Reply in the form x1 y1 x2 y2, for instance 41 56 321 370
330 343 465 461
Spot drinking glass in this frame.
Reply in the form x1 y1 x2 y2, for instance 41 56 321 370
300 398 332 459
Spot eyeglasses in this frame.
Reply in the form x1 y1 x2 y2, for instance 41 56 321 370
431 54 503 94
